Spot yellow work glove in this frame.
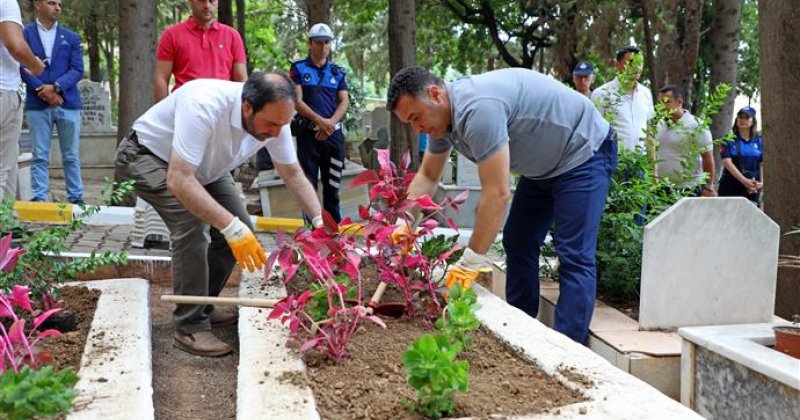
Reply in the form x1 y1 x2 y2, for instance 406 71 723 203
220 217 266 272
444 248 492 291
391 222 415 255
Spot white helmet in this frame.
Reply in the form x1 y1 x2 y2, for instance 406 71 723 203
308 23 334 41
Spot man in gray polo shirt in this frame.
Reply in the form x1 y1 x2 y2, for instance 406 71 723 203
387 66 616 343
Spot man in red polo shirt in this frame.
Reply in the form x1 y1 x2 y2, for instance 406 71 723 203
153 0 247 102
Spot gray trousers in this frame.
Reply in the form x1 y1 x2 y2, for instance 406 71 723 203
0 89 23 199
115 132 252 334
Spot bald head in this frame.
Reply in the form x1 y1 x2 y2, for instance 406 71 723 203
242 71 296 113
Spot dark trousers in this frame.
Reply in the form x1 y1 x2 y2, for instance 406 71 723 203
718 173 760 203
296 128 345 222
503 132 617 343
115 132 252 334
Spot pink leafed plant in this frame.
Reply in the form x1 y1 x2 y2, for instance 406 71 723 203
266 149 467 360
0 285 63 373
0 235 63 372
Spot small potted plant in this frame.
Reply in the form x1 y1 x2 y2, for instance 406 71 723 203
774 314 800 359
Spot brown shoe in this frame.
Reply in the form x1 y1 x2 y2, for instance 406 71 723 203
173 331 233 357
210 310 239 328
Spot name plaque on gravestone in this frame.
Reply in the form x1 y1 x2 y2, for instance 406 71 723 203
78 80 113 133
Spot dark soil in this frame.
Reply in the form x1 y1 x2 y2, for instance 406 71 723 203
150 284 239 420
280 267 589 419
38 286 101 371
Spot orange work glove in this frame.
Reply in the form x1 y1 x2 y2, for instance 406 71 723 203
444 248 492 291
220 217 266 272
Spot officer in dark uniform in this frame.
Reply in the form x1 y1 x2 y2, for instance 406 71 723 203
288 22 349 223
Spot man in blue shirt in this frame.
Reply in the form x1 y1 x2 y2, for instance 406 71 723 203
388 66 616 343
21 0 84 204
288 23 349 222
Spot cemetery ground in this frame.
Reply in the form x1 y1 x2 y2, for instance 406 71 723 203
18 169 792 418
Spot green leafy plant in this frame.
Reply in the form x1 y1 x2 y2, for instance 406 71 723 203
0 365 78 420
0 179 133 306
403 283 480 418
435 283 480 349
402 334 468 419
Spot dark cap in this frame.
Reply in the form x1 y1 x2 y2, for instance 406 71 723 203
737 106 757 118
615 45 641 61
573 61 594 76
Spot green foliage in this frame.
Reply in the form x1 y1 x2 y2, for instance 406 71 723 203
305 273 356 323
0 179 133 300
595 60 732 297
737 0 760 100
402 334 468 419
539 241 559 280
403 283 480 418
0 366 79 420
435 284 480 349
420 235 462 266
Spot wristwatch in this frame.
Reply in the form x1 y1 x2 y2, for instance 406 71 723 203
704 184 715 192
53 82 61 94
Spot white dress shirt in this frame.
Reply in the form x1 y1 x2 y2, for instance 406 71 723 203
591 78 655 152
36 19 58 63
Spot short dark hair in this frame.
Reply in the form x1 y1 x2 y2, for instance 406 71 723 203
386 66 445 112
659 84 683 101
615 45 641 62
241 71 295 113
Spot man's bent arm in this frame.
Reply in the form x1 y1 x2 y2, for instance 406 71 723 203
1 22 43 75
153 60 173 102
469 144 511 254
330 90 349 124
166 150 238 229
231 62 247 82
274 161 322 220
701 150 715 185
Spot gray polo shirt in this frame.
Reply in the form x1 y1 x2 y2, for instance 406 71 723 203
428 68 610 180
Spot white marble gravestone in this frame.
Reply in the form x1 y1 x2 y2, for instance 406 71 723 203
456 154 480 187
78 80 113 133
639 197 779 330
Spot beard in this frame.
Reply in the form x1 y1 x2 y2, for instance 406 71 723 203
243 113 269 142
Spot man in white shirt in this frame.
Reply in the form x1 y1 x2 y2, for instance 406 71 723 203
655 85 716 196
0 0 45 199
115 72 323 357
591 46 655 153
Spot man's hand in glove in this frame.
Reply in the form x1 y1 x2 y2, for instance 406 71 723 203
220 217 266 272
444 248 492 291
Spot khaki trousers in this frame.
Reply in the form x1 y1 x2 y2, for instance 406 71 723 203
115 132 252 334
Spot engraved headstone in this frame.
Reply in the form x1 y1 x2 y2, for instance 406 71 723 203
78 80 113 133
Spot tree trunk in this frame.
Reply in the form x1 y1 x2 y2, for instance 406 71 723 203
218 0 233 26
234 0 248 72
708 0 741 184
307 0 331 25
654 0 703 106
388 0 416 167
639 1 658 97
117 0 156 143
760 1 800 318
85 12 101 82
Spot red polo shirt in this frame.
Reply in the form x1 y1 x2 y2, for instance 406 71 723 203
156 18 246 91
